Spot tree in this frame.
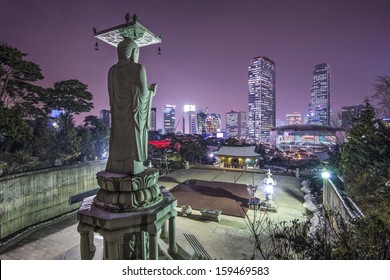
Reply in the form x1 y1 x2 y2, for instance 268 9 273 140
244 205 390 260
180 139 207 163
0 44 45 118
52 112 80 161
44 79 93 124
371 74 390 118
327 145 342 174
273 214 390 259
0 105 33 153
83 115 109 159
77 126 97 162
29 116 56 159
341 101 390 219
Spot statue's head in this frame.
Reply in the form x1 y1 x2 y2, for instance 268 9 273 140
117 37 139 63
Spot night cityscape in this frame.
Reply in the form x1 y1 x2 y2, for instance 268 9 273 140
1 0 389 278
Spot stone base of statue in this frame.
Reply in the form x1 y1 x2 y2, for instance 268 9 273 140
77 168 178 260
93 168 163 212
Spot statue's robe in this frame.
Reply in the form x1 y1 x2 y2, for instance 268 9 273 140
105 60 152 175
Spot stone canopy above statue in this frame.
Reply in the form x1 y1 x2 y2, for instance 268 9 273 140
95 21 161 48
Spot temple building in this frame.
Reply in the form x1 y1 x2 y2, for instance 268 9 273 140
213 146 261 169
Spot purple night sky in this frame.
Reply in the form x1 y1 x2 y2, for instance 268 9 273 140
1 0 389 129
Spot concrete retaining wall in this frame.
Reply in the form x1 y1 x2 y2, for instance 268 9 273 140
323 179 360 229
0 161 106 240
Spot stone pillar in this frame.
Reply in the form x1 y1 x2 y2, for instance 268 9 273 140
168 216 178 254
140 231 148 260
160 221 168 239
105 238 119 260
77 223 95 260
99 229 122 260
149 233 158 260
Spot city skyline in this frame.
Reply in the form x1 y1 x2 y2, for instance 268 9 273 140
1 0 389 129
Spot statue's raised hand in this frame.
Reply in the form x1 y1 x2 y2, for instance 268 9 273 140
149 83 157 96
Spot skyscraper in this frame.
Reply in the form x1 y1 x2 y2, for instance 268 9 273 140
182 105 197 134
150 107 157 131
248 56 276 143
308 63 331 126
163 104 175 134
205 113 222 134
197 111 208 135
226 110 247 139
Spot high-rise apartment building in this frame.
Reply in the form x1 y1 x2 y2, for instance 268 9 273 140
341 104 365 128
163 104 175 134
150 107 157 131
308 63 331 126
248 56 276 143
205 113 222 134
197 111 208 135
99 109 111 127
286 112 302 125
226 110 247 139
182 105 197 134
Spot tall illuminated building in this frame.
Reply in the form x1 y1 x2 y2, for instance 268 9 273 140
308 63 331 126
248 56 276 143
182 105 197 134
197 111 208 135
226 110 246 139
205 113 222 134
163 104 175 134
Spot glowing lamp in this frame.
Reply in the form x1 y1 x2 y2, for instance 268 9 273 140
321 171 330 179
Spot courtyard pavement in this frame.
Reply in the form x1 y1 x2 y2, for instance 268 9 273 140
0 167 308 260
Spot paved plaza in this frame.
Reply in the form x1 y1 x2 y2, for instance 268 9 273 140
0 167 308 260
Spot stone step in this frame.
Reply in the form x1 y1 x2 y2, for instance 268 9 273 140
183 233 212 260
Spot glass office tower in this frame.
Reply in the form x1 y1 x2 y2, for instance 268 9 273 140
248 56 276 143
308 63 331 126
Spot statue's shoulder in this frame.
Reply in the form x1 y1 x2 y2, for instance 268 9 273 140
133 62 144 70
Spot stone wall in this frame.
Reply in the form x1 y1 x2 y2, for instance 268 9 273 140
0 161 106 240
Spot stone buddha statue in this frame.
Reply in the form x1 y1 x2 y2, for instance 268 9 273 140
105 37 157 175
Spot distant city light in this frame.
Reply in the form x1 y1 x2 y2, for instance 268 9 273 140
51 109 63 118
183 104 195 112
